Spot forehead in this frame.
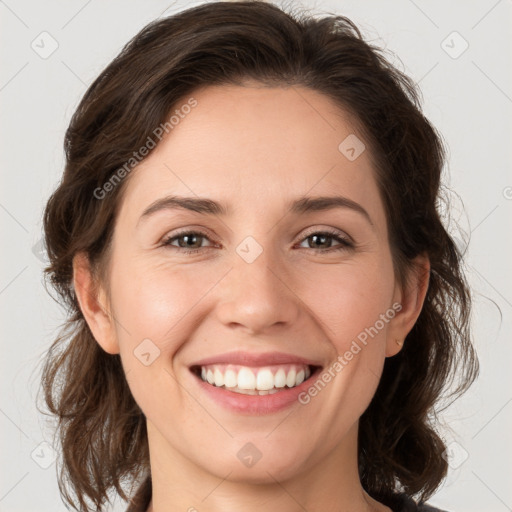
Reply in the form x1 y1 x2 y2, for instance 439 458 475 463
118 84 385 232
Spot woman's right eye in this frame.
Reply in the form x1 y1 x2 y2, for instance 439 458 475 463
161 230 214 254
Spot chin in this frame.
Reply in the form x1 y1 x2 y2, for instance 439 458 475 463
197 439 311 484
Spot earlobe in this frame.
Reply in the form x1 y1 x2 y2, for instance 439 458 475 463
72 252 119 355
385 337 405 358
386 254 430 357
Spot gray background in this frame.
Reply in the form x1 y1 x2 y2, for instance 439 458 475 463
1 1 511 511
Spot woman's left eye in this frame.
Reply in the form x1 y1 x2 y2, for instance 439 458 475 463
161 229 354 255
297 230 354 252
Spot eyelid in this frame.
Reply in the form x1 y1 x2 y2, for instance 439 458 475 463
161 225 352 244
160 226 218 244
298 225 353 244
161 225 355 255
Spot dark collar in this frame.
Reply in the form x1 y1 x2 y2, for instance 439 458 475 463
124 478 447 512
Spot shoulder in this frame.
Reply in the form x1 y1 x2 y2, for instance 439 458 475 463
390 493 449 512
417 505 449 512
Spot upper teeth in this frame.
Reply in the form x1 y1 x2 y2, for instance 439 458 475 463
199 364 311 392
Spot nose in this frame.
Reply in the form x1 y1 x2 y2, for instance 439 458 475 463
214 244 302 336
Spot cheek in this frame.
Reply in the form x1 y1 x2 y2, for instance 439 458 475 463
108 258 224 350
107 261 212 413
109 246 395 352
296 254 396 345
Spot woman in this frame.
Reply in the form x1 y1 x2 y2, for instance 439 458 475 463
39 2 478 511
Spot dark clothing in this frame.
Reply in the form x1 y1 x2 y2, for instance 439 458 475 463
124 475 448 512
385 492 448 512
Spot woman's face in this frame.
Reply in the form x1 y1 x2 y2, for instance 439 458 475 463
79 83 424 484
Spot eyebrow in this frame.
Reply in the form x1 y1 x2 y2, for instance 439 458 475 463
138 194 374 227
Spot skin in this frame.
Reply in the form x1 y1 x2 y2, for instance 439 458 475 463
73 83 429 512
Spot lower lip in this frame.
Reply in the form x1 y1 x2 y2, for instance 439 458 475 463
190 367 322 414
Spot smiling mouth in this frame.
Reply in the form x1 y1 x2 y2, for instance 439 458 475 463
190 363 321 395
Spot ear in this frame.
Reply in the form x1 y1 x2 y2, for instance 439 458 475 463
386 253 430 357
72 252 119 354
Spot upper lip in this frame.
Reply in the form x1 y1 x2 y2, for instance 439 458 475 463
190 351 323 368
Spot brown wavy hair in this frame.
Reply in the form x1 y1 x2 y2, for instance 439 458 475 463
37 1 479 511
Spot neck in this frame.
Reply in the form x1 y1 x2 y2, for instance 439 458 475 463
144 420 391 512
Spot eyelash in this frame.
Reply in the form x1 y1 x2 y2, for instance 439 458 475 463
160 228 354 255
